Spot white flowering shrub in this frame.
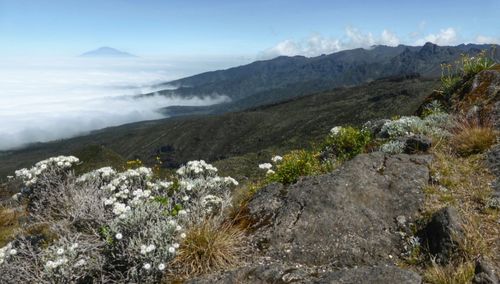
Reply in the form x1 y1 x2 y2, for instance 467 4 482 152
381 116 425 138
15 156 79 187
380 140 407 154
0 234 106 284
106 202 181 282
1 157 239 283
381 114 451 139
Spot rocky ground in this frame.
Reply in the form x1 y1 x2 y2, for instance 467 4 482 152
186 68 500 283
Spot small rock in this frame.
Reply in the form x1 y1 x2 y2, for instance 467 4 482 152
404 135 432 154
472 257 499 284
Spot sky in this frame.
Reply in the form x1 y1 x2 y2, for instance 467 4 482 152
0 0 499 59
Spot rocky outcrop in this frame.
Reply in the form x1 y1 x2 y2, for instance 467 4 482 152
418 206 465 264
247 152 431 268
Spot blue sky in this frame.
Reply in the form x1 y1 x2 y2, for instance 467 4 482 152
1 0 499 58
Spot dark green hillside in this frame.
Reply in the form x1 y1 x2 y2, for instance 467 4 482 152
152 44 498 116
0 77 439 179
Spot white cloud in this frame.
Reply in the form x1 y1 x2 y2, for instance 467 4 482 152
474 35 500 44
381 29 400 46
260 27 400 58
415 27 458 46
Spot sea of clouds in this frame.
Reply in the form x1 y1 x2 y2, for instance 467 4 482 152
0 57 243 150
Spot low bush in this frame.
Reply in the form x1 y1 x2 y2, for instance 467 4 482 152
322 126 371 161
262 151 323 185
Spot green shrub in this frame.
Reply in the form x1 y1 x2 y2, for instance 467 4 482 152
440 63 462 95
323 126 371 161
460 49 496 77
267 150 322 185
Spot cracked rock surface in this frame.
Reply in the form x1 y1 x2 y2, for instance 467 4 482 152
248 152 431 267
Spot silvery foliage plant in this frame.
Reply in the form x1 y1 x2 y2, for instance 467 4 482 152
1 156 238 283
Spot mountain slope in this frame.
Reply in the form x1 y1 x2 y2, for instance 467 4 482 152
0 77 439 178
153 43 498 112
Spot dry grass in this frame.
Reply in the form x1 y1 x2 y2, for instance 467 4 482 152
419 143 500 283
450 117 497 156
424 261 475 284
0 206 24 247
168 218 245 279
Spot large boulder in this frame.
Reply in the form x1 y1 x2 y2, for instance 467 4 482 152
247 152 431 267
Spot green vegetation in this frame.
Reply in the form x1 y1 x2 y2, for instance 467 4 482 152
440 49 497 95
323 126 372 161
267 150 324 185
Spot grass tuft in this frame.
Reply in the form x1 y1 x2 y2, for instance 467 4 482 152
170 219 245 278
0 207 23 247
424 261 475 284
450 117 497 157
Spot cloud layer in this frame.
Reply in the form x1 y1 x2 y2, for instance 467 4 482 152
0 57 231 150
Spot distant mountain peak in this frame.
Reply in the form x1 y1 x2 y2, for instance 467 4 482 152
79 47 137 58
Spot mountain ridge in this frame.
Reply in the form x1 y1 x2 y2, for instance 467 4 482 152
79 46 137 58
149 43 499 115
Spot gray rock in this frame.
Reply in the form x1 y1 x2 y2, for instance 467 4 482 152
487 137 500 209
317 266 422 284
404 135 432 154
419 206 465 264
473 257 499 284
187 264 422 284
247 152 431 267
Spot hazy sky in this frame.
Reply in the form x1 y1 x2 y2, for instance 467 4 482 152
1 0 499 58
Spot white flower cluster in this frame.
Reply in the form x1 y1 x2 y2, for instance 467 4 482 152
15 156 79 186
381 116 423 138
271 155 283 163
76 166 116 183
176 160 218 178
177 161 238 197
100 167 155 218
0 243 16 265
259 155 284 175
258 163 274 175
201 194 223 213
44 243 84 271
330 126 342 136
